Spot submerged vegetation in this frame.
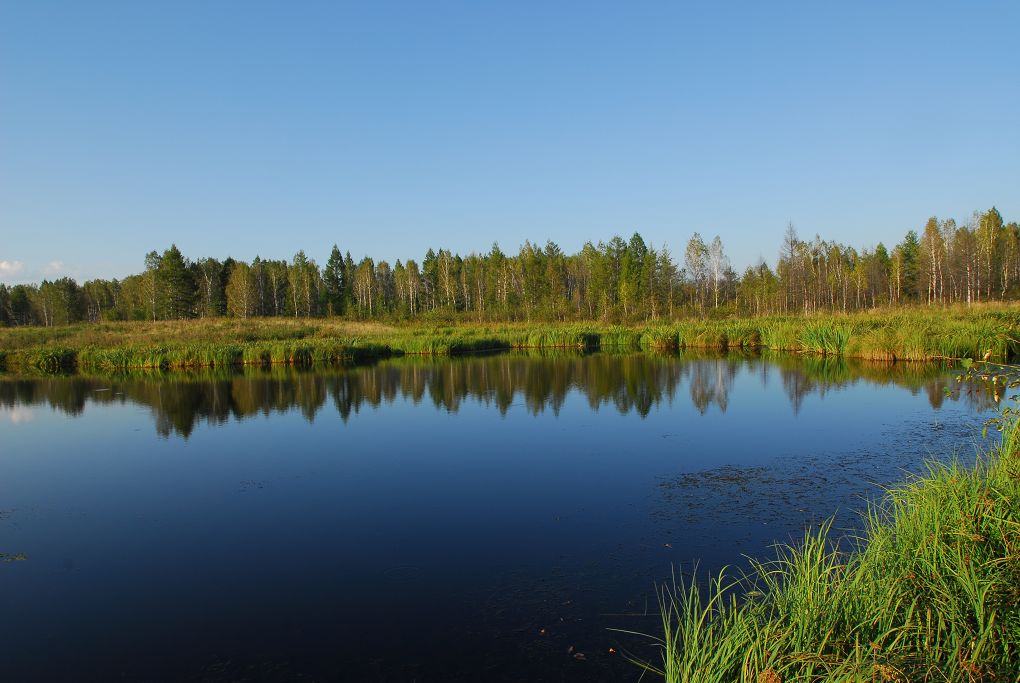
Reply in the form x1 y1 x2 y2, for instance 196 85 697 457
0 306 1017 373
626 372 1020 682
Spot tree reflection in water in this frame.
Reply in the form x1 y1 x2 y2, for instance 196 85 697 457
0 351 995 438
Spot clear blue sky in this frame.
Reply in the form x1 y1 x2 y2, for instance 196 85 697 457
1 1 1018 284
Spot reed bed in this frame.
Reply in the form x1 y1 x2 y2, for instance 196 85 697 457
799 324 852 355
5 339 393 372
624 420 1020 682
640 327 681 351
2 305 1017 373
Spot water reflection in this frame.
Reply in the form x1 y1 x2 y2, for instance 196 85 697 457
0 351 995 438
0 350 1000 683
0 405 34 424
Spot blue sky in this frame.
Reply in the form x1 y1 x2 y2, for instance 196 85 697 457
1 1 1018 284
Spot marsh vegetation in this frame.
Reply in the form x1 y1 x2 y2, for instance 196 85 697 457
1 305 1017 373
629 422 1020 682
625 359 1020 683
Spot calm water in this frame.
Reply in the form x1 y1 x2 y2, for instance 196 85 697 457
0 352 995 682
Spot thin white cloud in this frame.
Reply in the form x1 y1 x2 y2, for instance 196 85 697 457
0 260 25 278
42 260 66 275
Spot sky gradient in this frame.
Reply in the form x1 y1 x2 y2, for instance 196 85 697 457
2 1 1018 284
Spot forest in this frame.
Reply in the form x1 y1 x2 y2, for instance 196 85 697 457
1 207 1016 327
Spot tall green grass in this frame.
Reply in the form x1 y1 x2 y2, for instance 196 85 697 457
641 327 680 351
7 347 77 372
4 338 394 372
625 421 1020 682
799 324 852 355
3 306 1018 373
597 327 644 349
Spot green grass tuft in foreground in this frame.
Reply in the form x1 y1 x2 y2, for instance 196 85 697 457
621 420 1020 682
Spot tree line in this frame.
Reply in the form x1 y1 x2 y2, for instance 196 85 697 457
1 207 1016 326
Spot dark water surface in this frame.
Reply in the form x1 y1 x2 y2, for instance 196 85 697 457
0 352 995 682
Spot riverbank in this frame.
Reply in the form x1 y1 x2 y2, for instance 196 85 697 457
632 412 1020 682
0 305 1017 372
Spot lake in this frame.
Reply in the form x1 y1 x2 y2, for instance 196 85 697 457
0 352 995 682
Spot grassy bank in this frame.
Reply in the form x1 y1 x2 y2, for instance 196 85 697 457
0 305 1017 372
628 419 1020 682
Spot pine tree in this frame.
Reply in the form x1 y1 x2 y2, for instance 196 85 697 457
157 244 197 319
323 245 346 316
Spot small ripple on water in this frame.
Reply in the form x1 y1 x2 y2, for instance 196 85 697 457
381 564 424 581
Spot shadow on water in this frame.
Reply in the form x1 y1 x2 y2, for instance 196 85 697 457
0 350 996 439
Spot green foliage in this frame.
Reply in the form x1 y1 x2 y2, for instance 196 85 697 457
5 204 1020 329
2 308 1018 374
157 244 197 319
640 327 680 351
322 244 346 316
798 323 851 355
13 347 77 372
625 420 1020 682
68 339 392 371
